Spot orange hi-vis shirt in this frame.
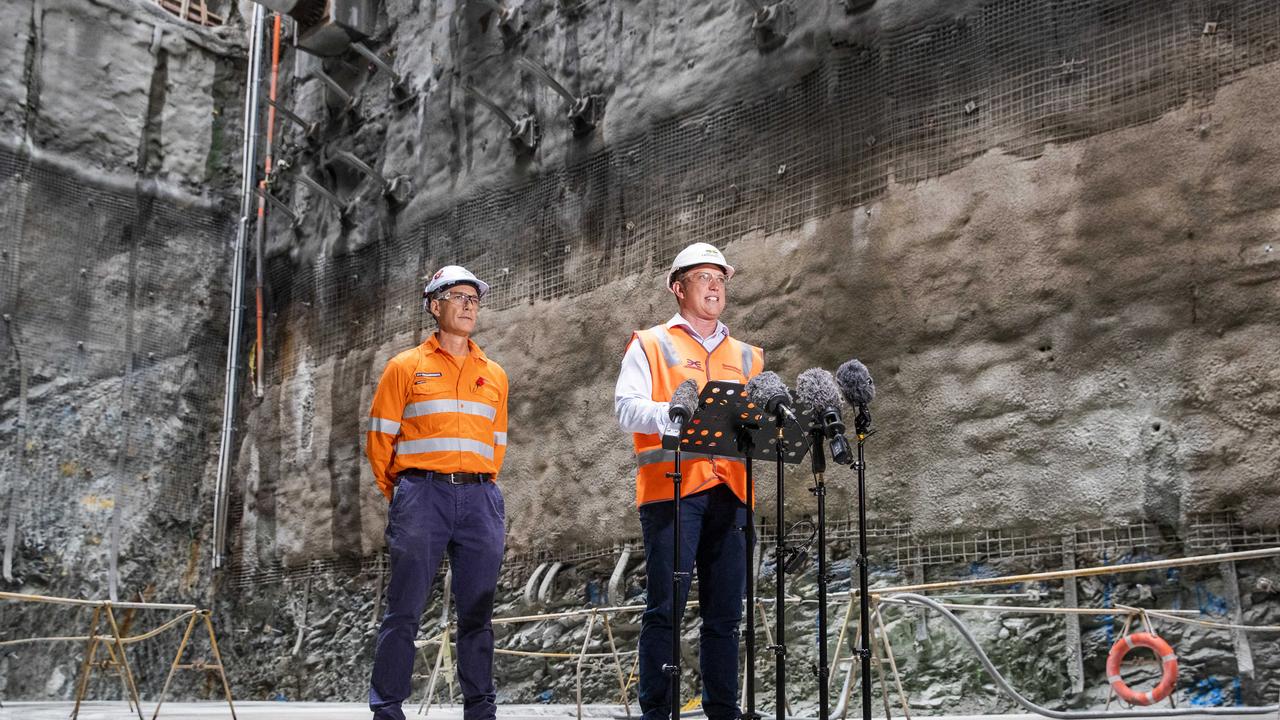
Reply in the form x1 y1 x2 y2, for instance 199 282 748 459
366 333 509 501
629 324 764 506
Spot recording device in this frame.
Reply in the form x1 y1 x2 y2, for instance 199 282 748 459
835 359 875 435
668 379 700 434
795 368 853 466
745 371 798 425
781 520 817 574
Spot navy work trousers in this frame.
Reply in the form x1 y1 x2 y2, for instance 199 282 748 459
637 483 748 720
370 472 506 720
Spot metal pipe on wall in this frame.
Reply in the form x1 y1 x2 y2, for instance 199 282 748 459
253 13 282 400
213 3 266 571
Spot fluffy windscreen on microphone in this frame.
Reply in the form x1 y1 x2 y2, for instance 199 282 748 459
835 359 876 406
668 379 700 423
795 368 843 411
746 371 792 408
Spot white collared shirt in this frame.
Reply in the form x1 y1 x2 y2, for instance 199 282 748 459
614 314 728 436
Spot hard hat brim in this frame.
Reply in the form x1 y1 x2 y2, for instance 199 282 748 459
422 266 490 299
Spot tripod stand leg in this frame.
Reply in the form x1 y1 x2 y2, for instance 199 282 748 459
829 594 856 692
868 620 893 719
873 604 911 720
755 599 794 718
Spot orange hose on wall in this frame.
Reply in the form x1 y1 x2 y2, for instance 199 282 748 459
253 13 281 398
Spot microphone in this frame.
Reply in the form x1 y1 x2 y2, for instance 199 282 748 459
667 379 700 434
745 371 798 426
835 359 875 435
795 368 853 466
834 359 875 406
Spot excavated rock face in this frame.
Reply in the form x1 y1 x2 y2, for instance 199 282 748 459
2 0 1280 706
234 0 1280 567
0 0 243 702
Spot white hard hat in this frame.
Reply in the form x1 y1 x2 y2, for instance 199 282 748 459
666 242 735 290
423 265 490 300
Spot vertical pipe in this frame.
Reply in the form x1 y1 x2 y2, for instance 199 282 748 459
253 13 281 400
212 4 266 571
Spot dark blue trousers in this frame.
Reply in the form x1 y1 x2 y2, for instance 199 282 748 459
638 484 748 720
370 473 506 720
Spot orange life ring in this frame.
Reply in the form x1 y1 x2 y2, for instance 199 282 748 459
1106 632 1178 706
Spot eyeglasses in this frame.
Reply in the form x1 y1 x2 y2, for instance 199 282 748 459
681 271 729 286
438 292 482 309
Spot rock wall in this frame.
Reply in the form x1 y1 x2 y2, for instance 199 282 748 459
2 0 1279 707
0 0 244 703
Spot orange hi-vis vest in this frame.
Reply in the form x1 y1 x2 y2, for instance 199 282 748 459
630 324 764 506
366 333 509 501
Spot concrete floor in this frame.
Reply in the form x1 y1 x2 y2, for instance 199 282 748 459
0 701 630 720
1 705 1274 720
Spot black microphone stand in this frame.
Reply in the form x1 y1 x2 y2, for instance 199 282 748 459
771 418 787 720
853 404 874 720
736 425 762 720
665 437 686 720
808 429 831 720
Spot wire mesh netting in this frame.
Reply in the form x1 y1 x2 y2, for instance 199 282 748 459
0 146 234 593
230 0 1280 584
261 0 1280 380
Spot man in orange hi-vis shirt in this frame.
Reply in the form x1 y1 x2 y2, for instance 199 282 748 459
367 265 509 720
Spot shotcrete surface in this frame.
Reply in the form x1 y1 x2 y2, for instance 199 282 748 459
239 62 1280 565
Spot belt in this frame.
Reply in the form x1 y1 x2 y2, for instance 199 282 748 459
403 469 491 485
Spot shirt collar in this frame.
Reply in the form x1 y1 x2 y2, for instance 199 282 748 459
422 332 488 363
666 313 728 342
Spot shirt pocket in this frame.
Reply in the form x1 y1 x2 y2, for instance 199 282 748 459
409 375 452 398
471 380 502 405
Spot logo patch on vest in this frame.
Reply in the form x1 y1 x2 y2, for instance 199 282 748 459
416 372 442 378
684 359 704 370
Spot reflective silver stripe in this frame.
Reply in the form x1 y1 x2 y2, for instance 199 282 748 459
651 328 682 368
637 448 675 467
739 342 754 377
494 432 508 446
403 399 497 421
368 417 401 435
636 449 743 467
396 437 495 460
1107 675 1123 685
1161 653 1176 663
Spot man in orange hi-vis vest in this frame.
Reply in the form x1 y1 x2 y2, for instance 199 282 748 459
614 242 764 720
367 265 509 720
